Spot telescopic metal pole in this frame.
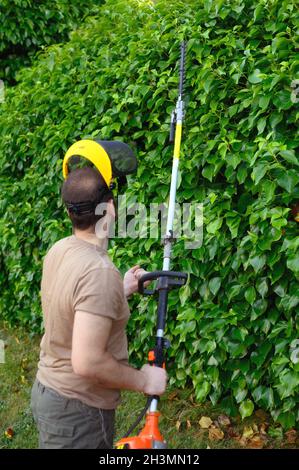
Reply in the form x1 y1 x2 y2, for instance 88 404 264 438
149 41 186 414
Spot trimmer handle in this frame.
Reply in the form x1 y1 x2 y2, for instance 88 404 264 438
138 270 188 295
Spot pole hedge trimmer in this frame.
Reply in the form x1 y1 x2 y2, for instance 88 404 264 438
115 41 188 450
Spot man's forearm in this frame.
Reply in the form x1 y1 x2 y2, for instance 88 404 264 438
74 351 146 393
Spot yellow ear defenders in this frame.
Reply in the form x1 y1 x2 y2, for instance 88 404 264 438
63 139 137 188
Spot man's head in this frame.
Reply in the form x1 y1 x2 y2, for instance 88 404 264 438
61 166 114 231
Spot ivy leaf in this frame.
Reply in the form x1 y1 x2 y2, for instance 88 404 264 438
277 370 299 399
249 255 266 273
257 117 266 134
251 163 267 185
256 278 268 298
248 69 263 84
277 412 296 429
273 90 293 110
206 218 223 234
252 386 274 409
245 286 256 305
209 277 221 296
277 170 299 193
239 400 254 419
280 150 299 167
286 253 299 274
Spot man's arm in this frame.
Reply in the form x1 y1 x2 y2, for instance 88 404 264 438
72 310 166 396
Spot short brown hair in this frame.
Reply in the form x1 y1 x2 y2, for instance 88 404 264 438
61 167 113 230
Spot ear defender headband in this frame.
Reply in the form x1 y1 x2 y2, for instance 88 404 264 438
62 139 137 216
63 139 137 188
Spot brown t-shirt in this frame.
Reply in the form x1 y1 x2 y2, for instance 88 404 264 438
37 235 130 409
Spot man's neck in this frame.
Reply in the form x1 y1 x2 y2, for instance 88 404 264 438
73 229 108 250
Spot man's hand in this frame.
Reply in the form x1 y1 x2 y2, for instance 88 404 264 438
123 265 149 297
140 364 167 396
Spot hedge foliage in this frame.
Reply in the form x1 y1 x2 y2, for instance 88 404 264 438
0 0 298 428
0 0 104 83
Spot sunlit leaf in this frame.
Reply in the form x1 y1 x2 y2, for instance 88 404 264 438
199 416 213 429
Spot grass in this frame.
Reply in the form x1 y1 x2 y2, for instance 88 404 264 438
0 321 297 449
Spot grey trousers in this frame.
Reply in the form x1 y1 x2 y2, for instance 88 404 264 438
30 379 115 449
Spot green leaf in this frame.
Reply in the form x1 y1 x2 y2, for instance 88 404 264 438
253 4 263 21
252 299 268 319
195 380 211 402
276 412 296 429
262 179 276 202
268 426 283 439
252 386 274 409
234 388 248 404
226 214 241 238
280 150 299 167
277 170 299 193
248 69 263 84
273 90 293 110
239 399 254 419
220 396 238 417
202 164 214 182
251 163 267 185
287 253 299 274
257 117 266 134
249 255 266 273
258 95 270 110
176 369 186 381
251 341 272 367
206 218 223 234
209 277 221 296
256 278 268 298
179 283 191 307
245 286 256 305
276 370 299 399
237 164 247 184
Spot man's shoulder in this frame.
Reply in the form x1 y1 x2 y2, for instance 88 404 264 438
44 236 120 278
45 236 73 257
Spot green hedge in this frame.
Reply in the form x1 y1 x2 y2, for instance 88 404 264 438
0 0 104 83
0 0 298 428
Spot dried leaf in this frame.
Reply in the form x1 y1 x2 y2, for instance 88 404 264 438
168 391 179 401
259 423 269 435
209 425 224 441
227 426 239 438
5 428 14 439
21 358 28 371
247 435 266 449
238 436 248 447
217 414 231 427
253 424 259 433
189 393 196 404
285 429 297 444
186 420 192 430
199 416 213 429
242 425 254 439
175 420 181 431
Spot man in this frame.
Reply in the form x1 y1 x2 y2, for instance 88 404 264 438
31 165 167 449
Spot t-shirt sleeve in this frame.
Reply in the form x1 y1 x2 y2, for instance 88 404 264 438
73 267 125 320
